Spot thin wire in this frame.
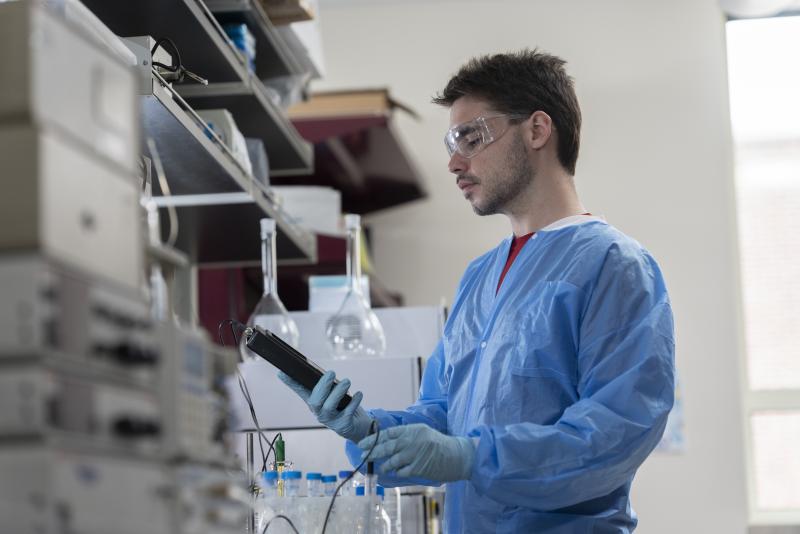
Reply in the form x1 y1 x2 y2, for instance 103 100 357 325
218 319 272 471
321 420 380 534
264 431 282 472
261 514 300 534
150 37 182 73
231 322 275 469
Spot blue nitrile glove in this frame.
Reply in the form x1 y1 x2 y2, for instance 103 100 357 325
277 370 373 443
358 423 475 482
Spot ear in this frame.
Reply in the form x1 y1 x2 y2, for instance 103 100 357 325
524 110 553 150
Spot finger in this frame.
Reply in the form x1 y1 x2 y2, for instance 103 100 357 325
364 436 401 462
395 464 418 478
307 371 336 412
321 379 351 415
358 423 402 451
342 391 363 417
357 432 378 451
384 425 408 440
380 448 414 475
277 372 310 401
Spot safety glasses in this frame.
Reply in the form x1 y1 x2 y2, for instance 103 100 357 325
444 114 529 159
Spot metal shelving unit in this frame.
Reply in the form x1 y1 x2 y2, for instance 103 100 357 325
81 0 317 263
145 79 316 263
144 82 251 195
204 0 306 79
152 191 316 265
81 0 248 83
178 76 314 176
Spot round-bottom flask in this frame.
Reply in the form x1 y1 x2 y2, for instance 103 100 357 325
326 214 385 359
241 219 299 361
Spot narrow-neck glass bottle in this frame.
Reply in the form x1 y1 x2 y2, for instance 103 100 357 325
325 214 386 359
241 219 299 361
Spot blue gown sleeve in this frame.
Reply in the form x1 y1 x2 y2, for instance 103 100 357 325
469 245 676 510
345 339 450 486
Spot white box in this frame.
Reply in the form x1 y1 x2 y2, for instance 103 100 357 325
0 125 143 290
196 109 253 176
272 185 341 235
0 0 139 174
309 274 370 311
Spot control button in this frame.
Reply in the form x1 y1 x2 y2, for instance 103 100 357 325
113 417 160 438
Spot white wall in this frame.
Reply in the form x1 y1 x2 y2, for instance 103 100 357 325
313 1 748 532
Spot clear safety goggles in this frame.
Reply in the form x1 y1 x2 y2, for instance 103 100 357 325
444 114 529 159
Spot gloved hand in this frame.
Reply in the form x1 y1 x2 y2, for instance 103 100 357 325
358 423 475 482
277 370 373 443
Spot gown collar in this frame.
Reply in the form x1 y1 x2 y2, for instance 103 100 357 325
538 214 605 233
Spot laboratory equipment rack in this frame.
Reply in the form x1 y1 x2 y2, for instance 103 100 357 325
144 79 317 262
81 0 317 263
81 0 247 83
82 0 313 176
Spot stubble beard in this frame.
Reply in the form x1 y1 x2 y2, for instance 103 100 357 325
472 133 534 216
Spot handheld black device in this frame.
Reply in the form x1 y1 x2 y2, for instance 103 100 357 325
244 326 353 411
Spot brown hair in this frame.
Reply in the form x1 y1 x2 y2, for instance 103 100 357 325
433 49 582 175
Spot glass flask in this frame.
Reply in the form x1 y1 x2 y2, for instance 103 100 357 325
241 218 300 361
325 214 386 359
354 490 392 534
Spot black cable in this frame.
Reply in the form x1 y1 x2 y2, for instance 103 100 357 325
321 420 381 534
261 514 300 534
218 319 275 476
219 320 267 466
265 431 282 472
150 37 182 73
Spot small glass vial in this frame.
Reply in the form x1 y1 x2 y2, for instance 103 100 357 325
357 485 385 499
262 471 278 498
338 470 353 496
281 470 302 497
306 472 323 497
322 475 337 497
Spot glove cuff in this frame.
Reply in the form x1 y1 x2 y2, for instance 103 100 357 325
455 436 477 481
344 411 373 443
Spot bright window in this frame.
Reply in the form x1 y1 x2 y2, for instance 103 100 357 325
727 15 800 525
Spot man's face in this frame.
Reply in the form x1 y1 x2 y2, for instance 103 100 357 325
448 97 533 216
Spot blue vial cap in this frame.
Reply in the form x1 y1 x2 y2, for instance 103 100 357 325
306 472 322 480
281 471 302 480
322 475 337 483
263 471 278 481
377 485 385 497
338 470 353 478
355 486 365 496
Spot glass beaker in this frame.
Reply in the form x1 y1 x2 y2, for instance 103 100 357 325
241 218 300 361
325 214 386 359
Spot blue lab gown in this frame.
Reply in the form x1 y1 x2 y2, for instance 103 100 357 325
346 217 675 533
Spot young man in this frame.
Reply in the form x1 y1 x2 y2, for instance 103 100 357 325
280 49 675 533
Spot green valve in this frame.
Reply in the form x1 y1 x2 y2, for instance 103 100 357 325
275 435 285 463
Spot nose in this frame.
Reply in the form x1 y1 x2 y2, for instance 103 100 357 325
448 151 469 175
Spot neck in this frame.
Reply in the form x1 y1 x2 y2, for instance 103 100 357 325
505 168 586 236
